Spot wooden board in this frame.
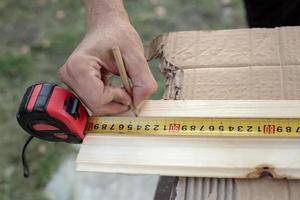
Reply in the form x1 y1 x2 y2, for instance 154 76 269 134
126 100 300 118
76 100 300 178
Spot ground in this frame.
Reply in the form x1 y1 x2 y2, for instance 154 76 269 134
0 0 245 199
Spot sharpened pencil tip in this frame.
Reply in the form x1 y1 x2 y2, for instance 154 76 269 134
132 107 138 117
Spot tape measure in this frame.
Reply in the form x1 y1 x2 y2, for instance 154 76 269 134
17 83 300 143
17 83 88 144
86 117 300 137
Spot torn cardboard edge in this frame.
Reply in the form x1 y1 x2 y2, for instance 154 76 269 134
145 26 300 100
145 38 183 99
144 34 182 99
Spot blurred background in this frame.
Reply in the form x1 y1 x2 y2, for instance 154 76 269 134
0 0 245 199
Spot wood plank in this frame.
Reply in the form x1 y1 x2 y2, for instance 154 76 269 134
77 135 300 178
131 100 300 118
76 100 300 178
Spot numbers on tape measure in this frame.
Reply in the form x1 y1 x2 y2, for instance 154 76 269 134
84 117 300 137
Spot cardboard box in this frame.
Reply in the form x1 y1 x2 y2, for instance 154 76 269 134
146 26 300 200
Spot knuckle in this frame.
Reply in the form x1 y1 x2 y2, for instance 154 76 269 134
66 54 84 68
58 53 85 84
64 54 86 77
139 81 158 97
146 81 158 94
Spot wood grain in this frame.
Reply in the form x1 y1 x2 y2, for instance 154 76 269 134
124 100 300 118
76 100 300 178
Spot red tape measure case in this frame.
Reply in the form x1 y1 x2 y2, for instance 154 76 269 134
16 83 88 143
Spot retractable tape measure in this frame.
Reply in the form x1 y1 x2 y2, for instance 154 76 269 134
17 82 88 144
17 83 300 142
16 83 300 177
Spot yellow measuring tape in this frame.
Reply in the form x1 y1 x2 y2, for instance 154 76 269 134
85 117 300 137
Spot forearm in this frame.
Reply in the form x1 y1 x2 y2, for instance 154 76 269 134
83 0 129 31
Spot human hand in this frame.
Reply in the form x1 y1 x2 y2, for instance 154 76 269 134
59 15 157 115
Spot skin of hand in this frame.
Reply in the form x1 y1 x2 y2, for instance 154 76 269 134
58 0 157 116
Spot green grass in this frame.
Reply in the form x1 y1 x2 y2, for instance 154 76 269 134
0 0 245 199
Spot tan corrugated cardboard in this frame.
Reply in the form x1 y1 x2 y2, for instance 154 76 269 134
146 26 300 100
181 66 300 99
147 27 300 68
147 26 300 200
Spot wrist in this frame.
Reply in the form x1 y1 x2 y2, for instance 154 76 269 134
84 0 129 31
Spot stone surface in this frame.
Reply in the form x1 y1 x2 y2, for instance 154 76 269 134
45 154 159 200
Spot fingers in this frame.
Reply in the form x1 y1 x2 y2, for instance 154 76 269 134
122 50 158 108
107 85 131 105
93 86 131 115
92 102 129 116
59 54 131 116
81 84 131 115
